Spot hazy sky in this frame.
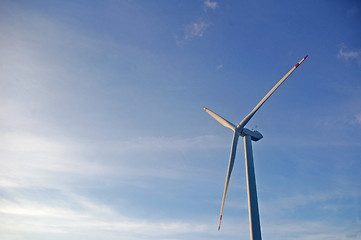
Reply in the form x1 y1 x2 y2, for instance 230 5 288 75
1 1 360 240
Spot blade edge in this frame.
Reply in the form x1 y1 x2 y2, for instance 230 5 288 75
237 55 308 130
203 107 236 131
218 132 239 231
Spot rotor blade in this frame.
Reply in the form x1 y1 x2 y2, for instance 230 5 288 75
218 132 239 231
203 107 236 131
237 55 308 130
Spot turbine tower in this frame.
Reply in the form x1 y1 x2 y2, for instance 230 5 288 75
203 55 308 240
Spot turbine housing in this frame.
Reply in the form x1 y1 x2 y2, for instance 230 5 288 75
239 128 263 142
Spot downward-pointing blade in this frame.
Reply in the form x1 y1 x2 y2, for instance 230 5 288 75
218 132 239 231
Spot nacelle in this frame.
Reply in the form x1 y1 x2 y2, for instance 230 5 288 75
240 128 263 142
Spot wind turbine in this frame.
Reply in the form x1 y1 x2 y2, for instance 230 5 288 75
203 55 308 240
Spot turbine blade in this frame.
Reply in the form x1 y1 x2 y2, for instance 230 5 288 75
218 132 239 231
203 107 236 131
237 55 308 130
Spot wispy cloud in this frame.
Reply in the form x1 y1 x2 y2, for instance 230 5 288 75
354 113 361 125
0 131 226 190
177 1 218 45
184 21 208 40
0 130 225 239
109 134 225 152
177 20 209 45
347 6 358 16
0 194 213 239
261 190 358 212
0 131 113 190
204 0 218 10
337 44 361 64
262 219 361 240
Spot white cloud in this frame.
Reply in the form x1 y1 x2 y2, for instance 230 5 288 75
177 0 218 44
337 45 361 64
176 20 209 45
355 113 361 124
204 0 218 10
184 21 208 40
0 194 213 239
262 219 361 240
347 6 358 16
216 64 223 70
0 131 113 191
0 131 223 239
262 191 344 211
0 130 227 192
108 134 225 152
2 190 359 240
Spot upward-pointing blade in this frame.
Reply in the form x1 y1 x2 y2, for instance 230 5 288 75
237 55 308 130
218 131 239 231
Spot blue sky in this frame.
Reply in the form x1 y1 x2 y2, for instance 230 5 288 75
1 0 360 239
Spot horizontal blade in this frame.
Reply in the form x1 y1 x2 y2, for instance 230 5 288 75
218 132 239 231
237 55 308 130
203 107 236 131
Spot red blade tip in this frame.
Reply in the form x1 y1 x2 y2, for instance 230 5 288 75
218 214 222 231
203 106 207 111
